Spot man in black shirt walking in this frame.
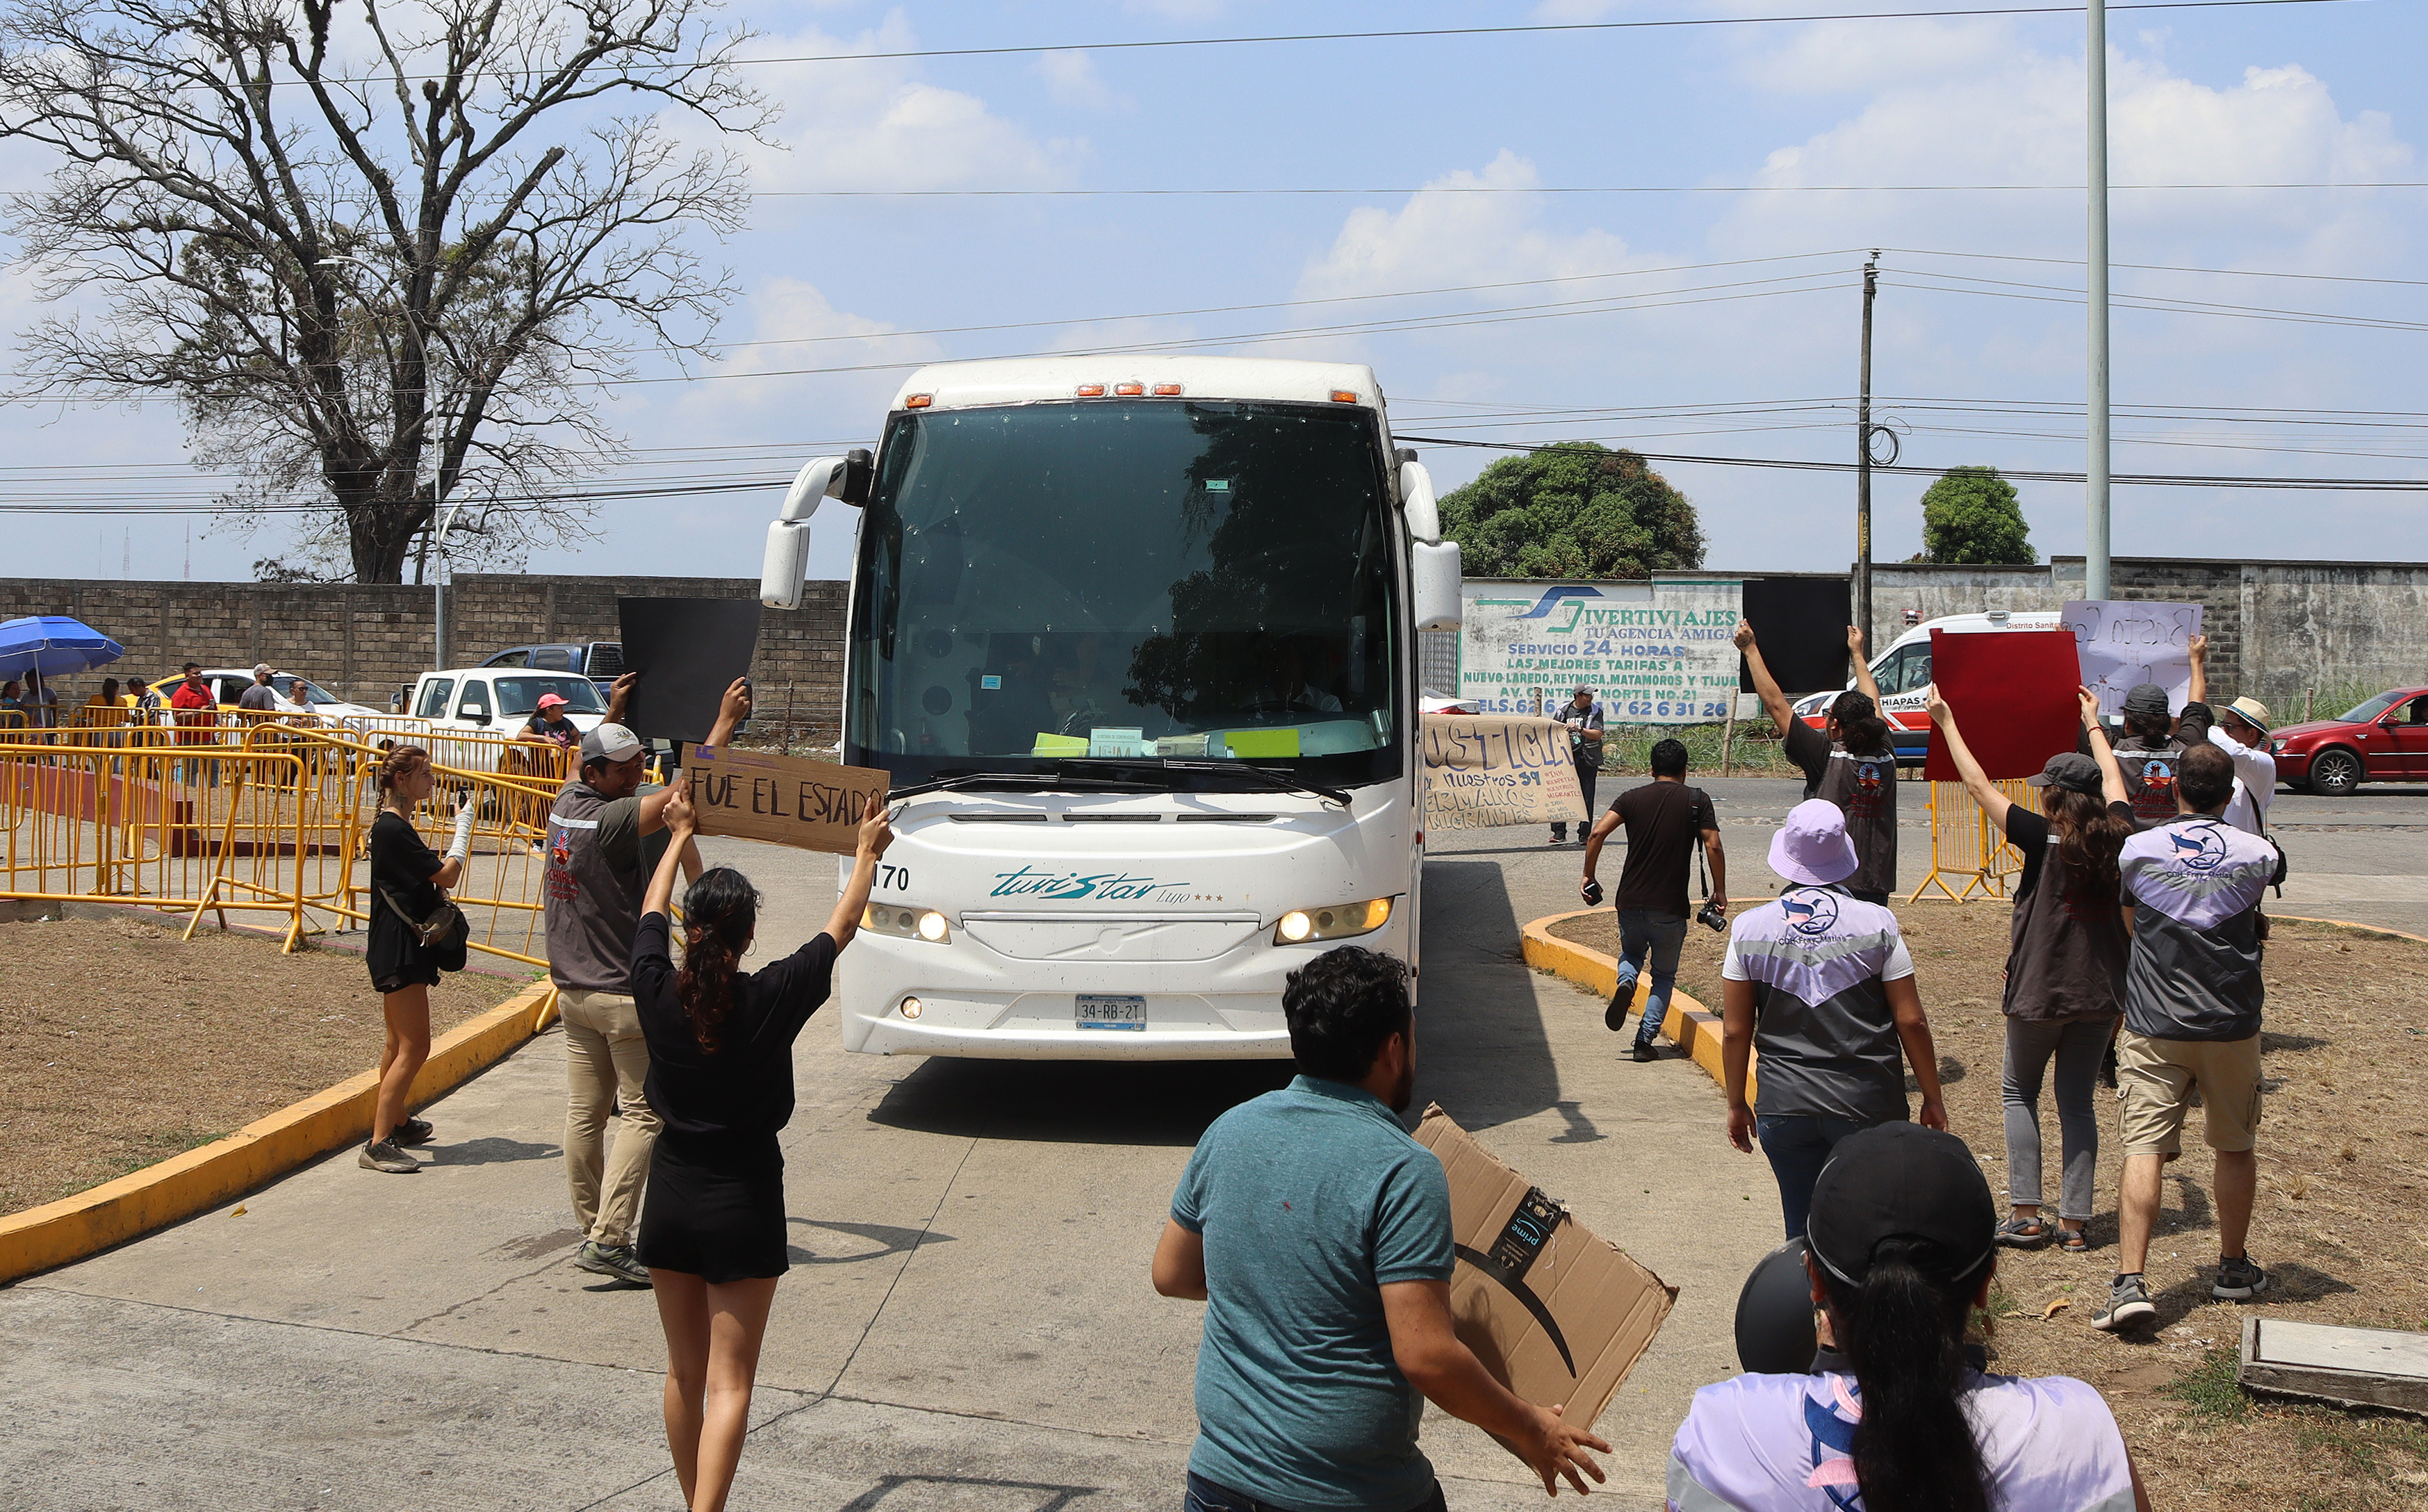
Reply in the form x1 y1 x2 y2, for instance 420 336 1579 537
1582 738 1727 1061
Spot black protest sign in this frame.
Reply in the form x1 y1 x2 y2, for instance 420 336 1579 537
616 597 762 744
1739 577 1854 697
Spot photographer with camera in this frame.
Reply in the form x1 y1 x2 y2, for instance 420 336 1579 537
1721 800 1949 1240
1549 684 1605 846
1582 737 1726 1063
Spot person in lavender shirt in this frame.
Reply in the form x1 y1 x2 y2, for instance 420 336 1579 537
1668 1123 2151 1512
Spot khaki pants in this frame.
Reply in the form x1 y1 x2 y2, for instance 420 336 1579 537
557 987 662 1247
2116 1028 2263 1156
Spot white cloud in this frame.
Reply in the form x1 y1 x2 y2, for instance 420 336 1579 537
1296 151 1633 300
1732 18 2016 95
737 15 1088 192
1034 49 1126 110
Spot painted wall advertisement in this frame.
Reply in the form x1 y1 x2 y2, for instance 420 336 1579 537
1457 580 1744 724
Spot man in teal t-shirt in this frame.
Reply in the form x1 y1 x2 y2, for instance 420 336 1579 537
1153 948 1609 1512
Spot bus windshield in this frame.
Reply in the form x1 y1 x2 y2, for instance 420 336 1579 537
846 399 1401 789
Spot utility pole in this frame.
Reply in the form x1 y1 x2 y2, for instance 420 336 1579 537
1856 254 1878 654
2085 0 2112 600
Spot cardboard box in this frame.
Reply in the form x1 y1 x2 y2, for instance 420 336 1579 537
1413 1106 1675 1431
685 746 890 856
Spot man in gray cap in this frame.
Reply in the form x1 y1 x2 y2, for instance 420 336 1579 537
237 664 280 712
542 675 749 1285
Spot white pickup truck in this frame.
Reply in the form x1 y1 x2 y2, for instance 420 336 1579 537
395 666 609 771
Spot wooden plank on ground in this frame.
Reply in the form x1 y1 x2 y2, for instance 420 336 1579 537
2240 1316 2428 1415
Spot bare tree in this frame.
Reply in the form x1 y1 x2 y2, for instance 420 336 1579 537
0 0 771 582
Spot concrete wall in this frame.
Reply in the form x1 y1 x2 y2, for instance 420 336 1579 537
0 575 851 743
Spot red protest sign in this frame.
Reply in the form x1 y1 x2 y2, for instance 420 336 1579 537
1922 629 2083 782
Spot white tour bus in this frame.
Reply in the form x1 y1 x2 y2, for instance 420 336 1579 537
760 356 1463 1058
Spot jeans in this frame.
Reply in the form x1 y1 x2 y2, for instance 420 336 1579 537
1614 909 1690 1048
1186 1472 1445 1512
1552 753 1598 839
1757 1113 1878 1240
2002 1014 2115 1220
558 987 663 1248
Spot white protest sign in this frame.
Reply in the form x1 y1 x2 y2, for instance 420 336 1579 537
1420 714 1587 831
2060 600 2204 717
1457 579 1741 724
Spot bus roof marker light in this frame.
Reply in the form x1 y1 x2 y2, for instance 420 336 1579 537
1076 384 1106 397
1152 383 1182 396
1113 381 1144 395
1330 390 1358 403
905 393 933 409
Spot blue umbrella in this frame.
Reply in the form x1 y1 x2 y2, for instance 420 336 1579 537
0 615 127 681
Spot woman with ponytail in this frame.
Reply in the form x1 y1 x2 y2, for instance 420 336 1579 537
1739 620 1903 904
628 779 892 1512
1929 682 2136 1254
1671 1124 2151 1512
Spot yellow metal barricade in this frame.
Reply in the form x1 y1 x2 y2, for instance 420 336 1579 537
1905 778 2032 903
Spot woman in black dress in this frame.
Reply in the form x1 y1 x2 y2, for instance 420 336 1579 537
634 781 891 1512
361 746 473 1174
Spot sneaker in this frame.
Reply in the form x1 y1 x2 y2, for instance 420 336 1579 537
1630 1043 1659 1062
391 1117 434 1147
358 1138 419 1174
1604 987 1635 1033
2213 1254 2271 1301
2090 1273 2156 1331
574 1241 651 1286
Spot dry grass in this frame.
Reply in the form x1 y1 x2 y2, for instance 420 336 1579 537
1548 903 2428 1509
0 913 536 1217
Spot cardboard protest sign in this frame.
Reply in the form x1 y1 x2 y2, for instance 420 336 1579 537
1413 1108 1674 1433
1420 714 1587 831
1922 629 2083 782
616 597 763 745
2060 600 2204 718
685 746 889 855
1739 577 1853 696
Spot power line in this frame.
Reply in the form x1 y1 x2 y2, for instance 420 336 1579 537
1888 246 2428 290
719 0 2357 69
1395 436 2428 491
748 181 2428 197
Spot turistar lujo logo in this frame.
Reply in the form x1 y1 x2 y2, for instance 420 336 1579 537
987 866 1186 901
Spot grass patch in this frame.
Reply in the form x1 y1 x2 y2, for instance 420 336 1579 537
2169 1345 2255 1420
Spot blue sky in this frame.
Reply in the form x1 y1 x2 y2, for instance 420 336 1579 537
6 0 2425 587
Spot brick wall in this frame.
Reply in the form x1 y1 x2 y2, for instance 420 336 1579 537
0 575 849 742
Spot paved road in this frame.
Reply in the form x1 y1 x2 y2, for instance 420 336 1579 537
5 831 1780 1512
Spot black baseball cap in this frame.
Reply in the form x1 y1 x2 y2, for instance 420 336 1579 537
2026 752 2103 795
2121 683 2170 720
1805 1124 1997 1286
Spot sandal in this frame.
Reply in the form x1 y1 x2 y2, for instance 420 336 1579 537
2057 1227 2090 1253
1996 1217 2048 1248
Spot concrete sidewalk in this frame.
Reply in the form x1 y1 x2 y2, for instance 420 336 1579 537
3 833 1780 1511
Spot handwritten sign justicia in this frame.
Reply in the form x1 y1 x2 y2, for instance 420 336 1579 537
2060 600 2204 719
684 746 891 855
1420 714 1587 831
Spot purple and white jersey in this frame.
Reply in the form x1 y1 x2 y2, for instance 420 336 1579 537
1723 888 1914 1123
2119 815 2274 1042
1667 1371 2136 1512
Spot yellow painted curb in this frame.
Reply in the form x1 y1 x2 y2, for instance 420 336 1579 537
1520 908 1753 1101
2272 914 2428 946
0 978 559 1285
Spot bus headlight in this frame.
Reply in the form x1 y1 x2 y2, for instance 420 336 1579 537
863 904 951 944
1274 897 1393 945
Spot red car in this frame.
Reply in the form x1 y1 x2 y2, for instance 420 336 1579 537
2269 687 2428 796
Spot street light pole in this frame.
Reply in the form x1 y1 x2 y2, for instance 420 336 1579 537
1856 255 1878 653
2085 0 2113 600
432 494 462 670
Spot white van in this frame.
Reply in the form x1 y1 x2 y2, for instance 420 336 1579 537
1792 610 2065 762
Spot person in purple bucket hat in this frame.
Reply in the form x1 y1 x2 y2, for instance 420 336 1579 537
1719 798 1951 1240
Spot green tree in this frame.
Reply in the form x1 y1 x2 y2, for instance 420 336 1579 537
1918 466 2036 564
1436 443 1705 579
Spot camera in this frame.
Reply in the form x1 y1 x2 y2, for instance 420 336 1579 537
1696 898 1727 933
1580 878 1604 907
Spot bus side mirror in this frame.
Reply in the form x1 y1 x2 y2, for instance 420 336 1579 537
1412 539 1462 632
762 454 851 609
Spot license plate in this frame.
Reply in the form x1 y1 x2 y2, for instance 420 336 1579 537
1076 994 1147 1031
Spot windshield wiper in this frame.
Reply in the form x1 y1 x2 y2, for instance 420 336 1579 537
889 768 1165 800
1094 757 1352 809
